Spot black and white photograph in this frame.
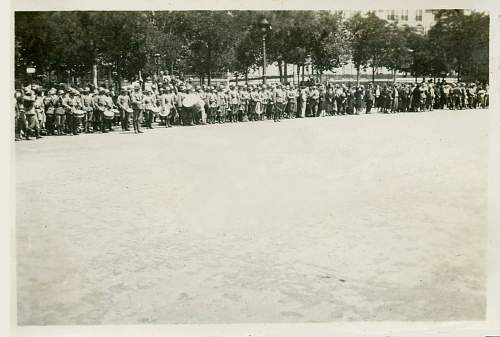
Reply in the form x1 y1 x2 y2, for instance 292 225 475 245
7 3 500 335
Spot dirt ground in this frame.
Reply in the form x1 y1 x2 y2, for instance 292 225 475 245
16 109 487 325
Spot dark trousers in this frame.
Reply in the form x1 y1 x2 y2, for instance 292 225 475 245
365 100 373 113
67 114 78 135
46 114 56 135
144 110 153 128
274 102 284 121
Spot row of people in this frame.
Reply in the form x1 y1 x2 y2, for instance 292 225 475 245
14 79 488 140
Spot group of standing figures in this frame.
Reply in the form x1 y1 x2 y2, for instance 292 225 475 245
14 78 488 141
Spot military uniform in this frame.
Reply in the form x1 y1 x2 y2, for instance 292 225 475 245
131 88 144 133
81 90 94 133
273 85 286 122
117 91 131 131
228 87 240 123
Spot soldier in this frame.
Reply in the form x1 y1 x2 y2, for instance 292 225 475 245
130 84 144 133
228 84 240 123
214 86 225 123
104 89 117 131
165 86 177 127
24 88 41 138
81 87 94 133
286 84 298 118
391 84 399 113
273 83 286 122
54 89 67 135
308 84 319 117
207 86 217 124
43 88 57 135
15 90 26 141
176 85 186 126
250 86 262 121
240 85 251 122
197 85 207 125
33 87 46 135
354 86 364 115
249 86 261 121
143 89 156 129
264 85 274 121
117 88 132 131
63 89 78 135
365 84 375 114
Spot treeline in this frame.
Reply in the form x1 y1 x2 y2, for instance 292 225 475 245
15 10 489 87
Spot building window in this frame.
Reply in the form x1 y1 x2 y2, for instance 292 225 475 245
401 10 408 21
416 9 423 21
388 10 397 20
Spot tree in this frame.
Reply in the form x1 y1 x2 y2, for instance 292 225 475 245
347 12 388 84
308 11 350 79
382 24 413 81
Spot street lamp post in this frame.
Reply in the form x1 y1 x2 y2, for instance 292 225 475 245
258 17 272 85
154 53 161 83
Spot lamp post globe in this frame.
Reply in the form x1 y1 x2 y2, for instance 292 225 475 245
258 17 271 85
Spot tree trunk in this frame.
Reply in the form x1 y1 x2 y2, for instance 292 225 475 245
301 65 305 82
297 65 300 85
356 66 360 86
284 62 288 84
371 66 376 84
92 64 98 89
245 69 248 84
393 69 397 83
278 60 283 83
207 45 212 86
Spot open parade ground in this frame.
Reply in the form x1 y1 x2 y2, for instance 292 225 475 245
16 109 487 324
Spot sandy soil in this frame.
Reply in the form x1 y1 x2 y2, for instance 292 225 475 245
16 109 487 325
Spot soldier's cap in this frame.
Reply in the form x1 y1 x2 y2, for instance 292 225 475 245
49 88 57 94
159 87 165 92
83 87 90 92
57 89 65 94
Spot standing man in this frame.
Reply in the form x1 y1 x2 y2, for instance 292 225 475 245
33 87 45 135
207 86 217 124
117 88 131 131
131 84 144 133
273 83 286 122
54 89 67 135
286 84 298 118
216 85 227 124
228 84 240 123
365 84 375 114
43 88 56 135
81 87 94 133
23 88 42 139
143 89 156 129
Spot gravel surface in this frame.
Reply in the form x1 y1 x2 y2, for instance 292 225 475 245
16 109 487 324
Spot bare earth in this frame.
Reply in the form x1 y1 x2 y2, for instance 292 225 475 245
16 109 487 325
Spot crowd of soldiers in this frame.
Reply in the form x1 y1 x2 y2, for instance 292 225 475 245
14 76 489 141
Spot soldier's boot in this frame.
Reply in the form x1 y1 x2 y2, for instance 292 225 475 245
35 129 42 139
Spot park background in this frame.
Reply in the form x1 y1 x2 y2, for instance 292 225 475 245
14 9 489 90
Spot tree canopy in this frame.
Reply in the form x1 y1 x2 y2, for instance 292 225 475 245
14 10 489 87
